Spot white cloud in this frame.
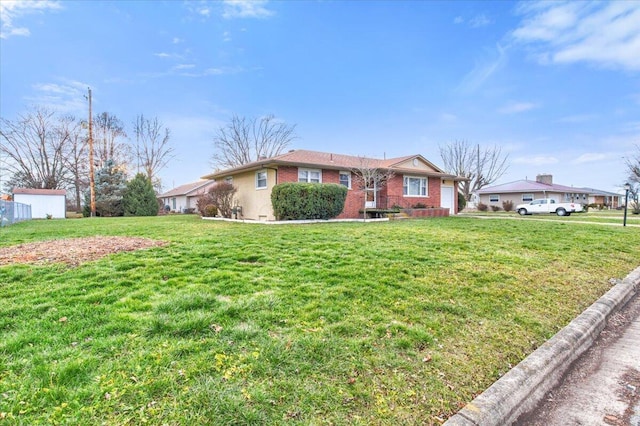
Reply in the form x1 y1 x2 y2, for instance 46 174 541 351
439 113 458 122
173 64 196 70
223 31 231 42
572 152 610 164
0 0 61 39
27 79 91 115
556 114 597 123
470 14 491 28
222 0 274 19
512 1 640 71
514 155 559 166
456 43 507 93
453 13 492 28
498 102 538 114
163 66 244 78
154 52 186 60
172 37 183 44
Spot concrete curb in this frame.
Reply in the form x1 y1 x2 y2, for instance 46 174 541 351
444 266 640 426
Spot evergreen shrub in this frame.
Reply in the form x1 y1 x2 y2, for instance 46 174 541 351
123 173 159 216
271 183 347 220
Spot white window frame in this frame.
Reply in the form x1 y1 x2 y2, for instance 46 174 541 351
298 168 322 183
522 193 534 202
339 171 351 189
403 176 428 197
489 194 500 203
255 170 267 189
224 176 233 184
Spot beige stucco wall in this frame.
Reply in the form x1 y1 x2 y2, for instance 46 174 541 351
226 168 276 221
394 158 438 172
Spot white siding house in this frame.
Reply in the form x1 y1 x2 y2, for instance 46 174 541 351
159 180 216 213
13 188 66 219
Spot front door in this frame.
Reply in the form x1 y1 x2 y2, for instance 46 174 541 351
441 185 454 214
365 183 376 209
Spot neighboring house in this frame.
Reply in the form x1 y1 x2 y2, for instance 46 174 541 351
476 174 590 208
579 188 622 209
13 188 66 219
159 180 216 213
201 149 465 221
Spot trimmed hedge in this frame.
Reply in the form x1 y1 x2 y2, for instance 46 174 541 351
271 183 347 220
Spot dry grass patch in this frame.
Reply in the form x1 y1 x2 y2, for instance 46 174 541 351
0 236 167 266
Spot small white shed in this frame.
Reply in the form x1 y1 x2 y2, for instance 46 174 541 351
13 188 66 219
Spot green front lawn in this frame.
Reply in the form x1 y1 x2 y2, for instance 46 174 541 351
1 216 638 425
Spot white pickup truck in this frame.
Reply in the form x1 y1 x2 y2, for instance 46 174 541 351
516 198 583 216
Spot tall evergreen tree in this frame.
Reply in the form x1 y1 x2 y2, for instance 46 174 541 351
83 160 126 217
123 173 158 216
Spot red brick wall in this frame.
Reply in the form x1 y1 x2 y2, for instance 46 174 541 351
385 175 441 209
276 166 362 218
276 166 298 184
274 167 447 218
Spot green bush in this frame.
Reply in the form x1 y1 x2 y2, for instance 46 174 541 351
271 183 347 220
458 192 466 212
123 173 159 216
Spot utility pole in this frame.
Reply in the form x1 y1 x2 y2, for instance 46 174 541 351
88 87 96 217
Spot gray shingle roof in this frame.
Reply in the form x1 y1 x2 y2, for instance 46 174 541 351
477 179 590 194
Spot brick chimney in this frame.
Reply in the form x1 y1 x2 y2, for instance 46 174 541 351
536 174 553 185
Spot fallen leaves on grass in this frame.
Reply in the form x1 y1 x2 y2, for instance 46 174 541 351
0 236 167 266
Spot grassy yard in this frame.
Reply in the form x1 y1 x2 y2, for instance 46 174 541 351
1 216 639 425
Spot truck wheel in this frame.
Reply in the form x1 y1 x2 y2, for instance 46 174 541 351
518 208 527 216
556 208 567 216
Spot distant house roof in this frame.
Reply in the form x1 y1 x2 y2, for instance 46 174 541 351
477 179 590 195
159 180 215 198
202 149 465 180
13 188 66 196
579 187 620 197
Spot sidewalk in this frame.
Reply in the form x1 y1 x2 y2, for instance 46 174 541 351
444 266 640 426
517 286 640 425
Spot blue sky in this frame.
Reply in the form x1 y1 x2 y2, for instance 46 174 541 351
1 0 639 193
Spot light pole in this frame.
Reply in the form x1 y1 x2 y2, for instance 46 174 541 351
87 87 96 217
623 182 630 227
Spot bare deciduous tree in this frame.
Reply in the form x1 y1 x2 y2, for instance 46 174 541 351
627 144 640 186
134 114 174 192
93 112 130 170
0 106 72 190
351 156 394 220
63 117 89 212
439 140 509 202
211 114 297 169
197 182 237 218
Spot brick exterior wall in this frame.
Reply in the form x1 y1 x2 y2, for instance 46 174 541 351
275 166 448 219
276 166 298 184
384 175 441 209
